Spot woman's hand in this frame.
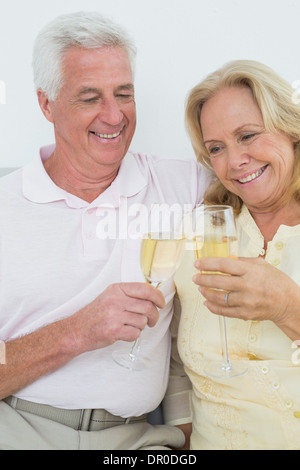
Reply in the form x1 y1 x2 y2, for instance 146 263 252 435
193 256 300 341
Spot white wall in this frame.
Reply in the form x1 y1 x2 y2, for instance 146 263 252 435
0 0 299 167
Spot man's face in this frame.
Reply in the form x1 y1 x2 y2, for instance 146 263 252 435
43 46 136 174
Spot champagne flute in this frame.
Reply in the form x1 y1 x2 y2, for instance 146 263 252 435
193 205 247 378
113 232 185 371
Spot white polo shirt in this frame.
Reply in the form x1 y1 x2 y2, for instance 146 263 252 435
0 145 207 417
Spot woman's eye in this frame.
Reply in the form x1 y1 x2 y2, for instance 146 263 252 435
208 145 222 156
241 133 256 142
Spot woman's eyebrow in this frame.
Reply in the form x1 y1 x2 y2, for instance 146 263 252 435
204 123 263 144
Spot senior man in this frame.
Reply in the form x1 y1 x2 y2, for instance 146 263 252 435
0 12 207 450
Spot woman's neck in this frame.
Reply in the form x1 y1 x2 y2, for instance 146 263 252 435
248 199 300 243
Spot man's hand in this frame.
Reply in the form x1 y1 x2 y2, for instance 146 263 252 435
71 282 166 354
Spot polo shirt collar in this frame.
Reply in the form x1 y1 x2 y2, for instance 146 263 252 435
115 150 147 198
22 145 147 208
22 144 71 204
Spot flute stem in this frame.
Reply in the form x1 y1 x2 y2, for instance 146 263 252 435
219 316 232 371
129 338 141 361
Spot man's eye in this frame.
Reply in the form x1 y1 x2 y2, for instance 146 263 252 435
83 97 98 103
117 94 134 100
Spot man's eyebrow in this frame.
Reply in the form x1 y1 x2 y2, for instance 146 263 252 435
77 84 134 96
77 87 101 96
115 83 135 92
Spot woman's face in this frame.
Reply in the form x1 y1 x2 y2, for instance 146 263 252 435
200 86 296 213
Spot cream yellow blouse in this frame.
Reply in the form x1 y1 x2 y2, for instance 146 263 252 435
174 205 300 450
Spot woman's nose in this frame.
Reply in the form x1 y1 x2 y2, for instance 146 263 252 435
227 144 251 169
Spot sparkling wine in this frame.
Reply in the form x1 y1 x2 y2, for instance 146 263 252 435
140 233 185 284
194 235 238 259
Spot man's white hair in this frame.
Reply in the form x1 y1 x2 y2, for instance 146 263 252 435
32 11 137 101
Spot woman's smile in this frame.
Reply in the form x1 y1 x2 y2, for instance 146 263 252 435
234 164 269 185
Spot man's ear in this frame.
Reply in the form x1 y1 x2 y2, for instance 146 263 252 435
37 89 55 123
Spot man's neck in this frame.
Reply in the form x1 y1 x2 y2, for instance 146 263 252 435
43 151 119 203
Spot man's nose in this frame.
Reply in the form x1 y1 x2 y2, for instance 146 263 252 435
99 98 123 126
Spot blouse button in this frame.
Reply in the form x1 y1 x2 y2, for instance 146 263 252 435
272 259 280 267
249 334 257 343
248 353 258 360
285 400 293 409
272 381 280 390
275 241 284 250
261 366 269 374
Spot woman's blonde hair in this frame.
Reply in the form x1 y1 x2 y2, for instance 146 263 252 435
185 60 300 213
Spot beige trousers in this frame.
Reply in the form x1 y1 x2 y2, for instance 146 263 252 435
0 400 184 450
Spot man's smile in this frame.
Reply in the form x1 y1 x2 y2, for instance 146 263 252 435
90 130 122 140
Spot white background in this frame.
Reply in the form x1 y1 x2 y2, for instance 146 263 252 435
0 0 299 168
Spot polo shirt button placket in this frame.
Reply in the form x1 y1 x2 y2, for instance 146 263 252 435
84 208 96 240
82 207 98 258
85 231 95 240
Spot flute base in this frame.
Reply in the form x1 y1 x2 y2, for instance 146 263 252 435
112 348 151 371
204 361 247 379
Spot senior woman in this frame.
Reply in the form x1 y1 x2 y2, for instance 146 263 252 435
174 60 300 450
